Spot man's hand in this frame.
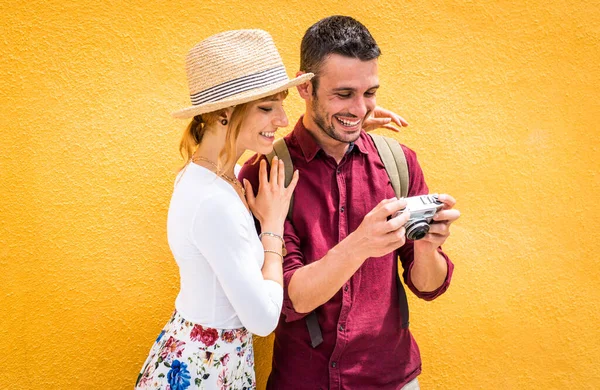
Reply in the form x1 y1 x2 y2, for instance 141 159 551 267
288 197 411 314
347 198 411 260
414 194 460 252
364 106 409 132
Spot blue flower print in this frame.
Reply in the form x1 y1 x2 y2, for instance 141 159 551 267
167 360 191 390
156 330 166 344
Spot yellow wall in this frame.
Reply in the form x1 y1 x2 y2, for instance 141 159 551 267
2 0 599 388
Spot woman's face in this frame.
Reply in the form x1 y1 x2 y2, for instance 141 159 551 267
236 93 289 155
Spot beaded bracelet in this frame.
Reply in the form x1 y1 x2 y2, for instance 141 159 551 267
259 232 287 256
263 249 283 262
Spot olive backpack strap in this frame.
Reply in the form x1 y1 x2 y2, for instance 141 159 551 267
267 139 324 347
266 138 294 220
368 133 411 328
368 133 409 198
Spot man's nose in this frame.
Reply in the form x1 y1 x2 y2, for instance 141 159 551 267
351 97 370 118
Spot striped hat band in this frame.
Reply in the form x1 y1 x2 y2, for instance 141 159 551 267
172 29 313 119
190 66 288 106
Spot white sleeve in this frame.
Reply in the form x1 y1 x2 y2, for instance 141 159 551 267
191 197 283 336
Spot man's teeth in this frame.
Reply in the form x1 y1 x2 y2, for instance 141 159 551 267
260 132 275 137
337 117 361 127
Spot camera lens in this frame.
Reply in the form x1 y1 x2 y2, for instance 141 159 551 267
411 228 428 240
406 220 430 240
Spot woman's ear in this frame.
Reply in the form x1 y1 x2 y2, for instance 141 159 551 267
218 107 234 125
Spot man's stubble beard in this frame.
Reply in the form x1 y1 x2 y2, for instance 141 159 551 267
311 96 362 145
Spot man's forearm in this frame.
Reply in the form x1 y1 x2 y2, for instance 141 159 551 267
287 198 411 313
287 235 365 314
410 247 448 292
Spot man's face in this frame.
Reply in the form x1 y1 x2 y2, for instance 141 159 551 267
307 54 379 144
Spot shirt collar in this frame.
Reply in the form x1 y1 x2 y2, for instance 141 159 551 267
353 132 370 155
293 116 321 162
292 116 369 162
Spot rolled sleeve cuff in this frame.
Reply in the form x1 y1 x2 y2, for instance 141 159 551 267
406 247 454 301
281 267 309 322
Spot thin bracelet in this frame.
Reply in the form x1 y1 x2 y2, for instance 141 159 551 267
263 249 284 262
259 232 284 244
259 232 287 256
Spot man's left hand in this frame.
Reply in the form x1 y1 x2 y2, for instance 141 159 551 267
364 106 409 132
414 194 460 251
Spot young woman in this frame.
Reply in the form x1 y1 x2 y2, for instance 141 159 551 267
134 29 313 390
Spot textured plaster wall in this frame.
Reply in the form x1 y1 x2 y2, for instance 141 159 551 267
2 0 599 388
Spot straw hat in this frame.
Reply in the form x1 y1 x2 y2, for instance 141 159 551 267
172 29 313 119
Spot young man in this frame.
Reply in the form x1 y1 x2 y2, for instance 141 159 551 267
239 16 460 390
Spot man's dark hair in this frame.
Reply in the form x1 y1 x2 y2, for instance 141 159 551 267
300 15 381 92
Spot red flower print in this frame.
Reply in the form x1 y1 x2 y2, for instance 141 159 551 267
159 336 185 361
235 328 248 340
222 330 235 343
220 353 230 366
190 324 219 347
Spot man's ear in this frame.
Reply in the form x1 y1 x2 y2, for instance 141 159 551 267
296 71 313 100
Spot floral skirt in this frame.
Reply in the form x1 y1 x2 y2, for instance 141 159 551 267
135 310 256 390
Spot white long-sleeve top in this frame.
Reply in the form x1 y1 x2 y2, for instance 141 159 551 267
167 163 283 337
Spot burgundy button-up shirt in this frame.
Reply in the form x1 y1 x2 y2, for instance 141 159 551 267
239 118 454 390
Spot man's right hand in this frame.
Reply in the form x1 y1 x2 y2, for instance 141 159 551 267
287 198 410 314
348 198 411 260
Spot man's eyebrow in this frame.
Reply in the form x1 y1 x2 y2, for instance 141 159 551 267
331 85 380 92
331 87 356 92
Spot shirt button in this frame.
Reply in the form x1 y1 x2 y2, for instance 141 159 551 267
344 285 349 292
340 206 345 213
331 361 337 368
337 168 341 174
339 325 344 331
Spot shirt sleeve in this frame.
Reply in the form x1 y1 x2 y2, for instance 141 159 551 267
238 155 262 188
397 144 455 301
191 193 283 336
280 218 309 322
239 155 308 322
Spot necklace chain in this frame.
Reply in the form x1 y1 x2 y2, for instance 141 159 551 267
192 155 246 196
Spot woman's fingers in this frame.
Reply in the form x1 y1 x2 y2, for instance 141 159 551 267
285 170 300 196
278 158 285 190
258 159 268 190
243 179 255 206
269 156 279 189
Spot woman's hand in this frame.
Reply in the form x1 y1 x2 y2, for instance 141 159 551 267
363 106 409 132
243 156 299 232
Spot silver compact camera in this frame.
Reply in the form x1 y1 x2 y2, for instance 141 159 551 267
395 194 444 240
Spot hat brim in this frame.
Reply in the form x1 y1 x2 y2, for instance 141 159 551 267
171 73 314 119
